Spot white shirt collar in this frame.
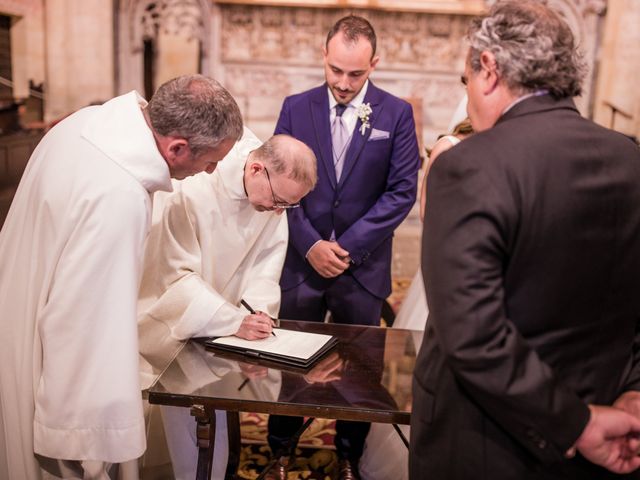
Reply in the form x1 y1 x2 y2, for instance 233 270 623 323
215 127 262 200
502 90 549 115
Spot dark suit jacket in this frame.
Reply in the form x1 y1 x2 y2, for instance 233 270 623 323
411 94 640 479
274 82 420 299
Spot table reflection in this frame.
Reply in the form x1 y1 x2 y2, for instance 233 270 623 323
142 321 421 479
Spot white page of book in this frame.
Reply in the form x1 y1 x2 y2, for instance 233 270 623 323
210 329 333 361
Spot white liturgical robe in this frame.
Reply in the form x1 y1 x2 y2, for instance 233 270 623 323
0 91 171 479
138 127 288 387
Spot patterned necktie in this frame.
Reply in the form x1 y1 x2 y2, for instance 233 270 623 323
331 104 350 181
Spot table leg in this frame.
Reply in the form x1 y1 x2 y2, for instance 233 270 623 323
191 404 216 480
290 417 315 452
225 411 241 480
392 423 409 449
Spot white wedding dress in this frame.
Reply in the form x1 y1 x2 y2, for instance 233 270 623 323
390 134 461 333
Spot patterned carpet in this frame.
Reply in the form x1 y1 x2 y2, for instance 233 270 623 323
237 444 337 480
238 413 337 479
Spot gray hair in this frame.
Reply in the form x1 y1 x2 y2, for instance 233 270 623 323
467 0 586 98
254 134 317 191
147 75 243 155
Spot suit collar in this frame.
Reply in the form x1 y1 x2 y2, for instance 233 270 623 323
309 81 386 191
362 80 383 107
310 87 337 188
338 81 385 188
311 84 330 105
496 94 579 126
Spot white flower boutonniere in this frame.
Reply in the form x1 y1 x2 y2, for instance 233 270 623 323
357 102 372 136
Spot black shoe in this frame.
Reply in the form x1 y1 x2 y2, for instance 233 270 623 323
334 458 360 480
261 455 291 480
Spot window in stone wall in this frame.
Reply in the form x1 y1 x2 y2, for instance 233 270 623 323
0 15 13 103
140 0 204 98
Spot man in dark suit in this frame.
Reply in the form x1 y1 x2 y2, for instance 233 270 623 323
410 1 640 479
266 14 420 480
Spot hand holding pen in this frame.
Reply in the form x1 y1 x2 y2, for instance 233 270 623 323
237 362 269 391
235 299 277 339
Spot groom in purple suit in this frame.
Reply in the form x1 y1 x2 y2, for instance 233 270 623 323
265 15 420 480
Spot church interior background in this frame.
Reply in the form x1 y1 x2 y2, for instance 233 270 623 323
0 1 638 478
1 0 639 282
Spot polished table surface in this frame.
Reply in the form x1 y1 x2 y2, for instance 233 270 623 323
148 320 422 424
145 320 422 479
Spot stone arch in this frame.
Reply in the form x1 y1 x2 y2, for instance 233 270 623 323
115 0 212 97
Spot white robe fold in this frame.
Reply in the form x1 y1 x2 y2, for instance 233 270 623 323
138 127 289 388
0 91 171 479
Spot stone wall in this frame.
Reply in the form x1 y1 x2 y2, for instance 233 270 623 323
216 4 471 145
44 0 114 121
2 0 638 279
593 0 640 140
212 4 477 278
0 0 114 121
0 0 44 100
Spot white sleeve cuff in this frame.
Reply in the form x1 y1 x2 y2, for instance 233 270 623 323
305 239 323 258
191 301 245 338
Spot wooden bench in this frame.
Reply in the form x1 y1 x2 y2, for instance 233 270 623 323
0 130 44 229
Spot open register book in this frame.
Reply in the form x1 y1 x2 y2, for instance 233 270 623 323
204 328 338 369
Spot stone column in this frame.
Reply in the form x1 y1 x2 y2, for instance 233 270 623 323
44 0 114 121
0 0 45 101
592 0 640 138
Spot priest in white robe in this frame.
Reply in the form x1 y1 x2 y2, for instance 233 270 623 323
0 75 243 480
137 130 317 479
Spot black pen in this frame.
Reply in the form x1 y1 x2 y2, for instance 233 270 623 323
240 299 276 336
237 378 250 391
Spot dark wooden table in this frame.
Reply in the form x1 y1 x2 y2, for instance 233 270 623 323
147 320 421 480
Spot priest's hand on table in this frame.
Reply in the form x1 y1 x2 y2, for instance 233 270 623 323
238 362 268 380
235 312 275 340
303 351 344 384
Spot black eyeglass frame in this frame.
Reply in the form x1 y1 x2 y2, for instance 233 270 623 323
263 167 300 210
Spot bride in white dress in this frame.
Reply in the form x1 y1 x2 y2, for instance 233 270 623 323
359 100 472 480
393 133 464 331
392 95 471 333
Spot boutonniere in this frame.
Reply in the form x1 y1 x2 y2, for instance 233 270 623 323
357 103 372 135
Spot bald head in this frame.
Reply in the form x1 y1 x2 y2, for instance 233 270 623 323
254 134 317 192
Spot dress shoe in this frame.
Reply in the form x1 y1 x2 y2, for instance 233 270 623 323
334 458 360 480
261 455 291 480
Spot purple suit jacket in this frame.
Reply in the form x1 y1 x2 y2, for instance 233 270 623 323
275 82 420 298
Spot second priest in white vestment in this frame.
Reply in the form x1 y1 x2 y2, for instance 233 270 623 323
137 129 317 479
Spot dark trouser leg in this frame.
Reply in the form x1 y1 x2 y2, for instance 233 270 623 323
268 278 328 456
267 414 305 457
326 273 383 327
335 420 372 461
278 275 328 323
326 273 383 461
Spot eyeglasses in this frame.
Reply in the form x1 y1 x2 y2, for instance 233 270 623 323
263 167 300 210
